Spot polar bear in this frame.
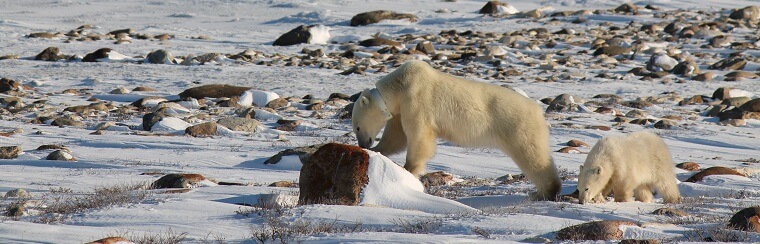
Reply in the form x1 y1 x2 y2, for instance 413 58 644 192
351 60 561 200
577 131 681 204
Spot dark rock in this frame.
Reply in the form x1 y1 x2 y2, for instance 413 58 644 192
299 143 370 205
717 108 748 121
142 111 167 131
739 98 760 112
671 60 700 76
729 6 760 21
728 206 760 232
151 173 207 189
37 145 66 151
692 72 715 81
652 208 688 217
676 162 701 171
264 144 325 165
82 48 112 62
132 86 156 92
416 41 436 55
5 204 24 217
350 10 418 26
685 166 747 182
712 87 733 100
108 28 134 36
268 181 298 187
0 146 21 159
556 220 639 241
479 1 512 15
722 97 752 107
710 57 747 70
724 71 759 81
51 117 84 127
276 119 302 131
546 94 577 113
266 98 290 109
328 93 351 100
653 119 676 129
185 122 218 137
620 239 661 244
359 37 401 47
46 150 76 161
273 25 320 46
567 139 589 147
35 47 63 61
178 84 250 99
614 3 638 13
0 78 24 93
594 46 631 57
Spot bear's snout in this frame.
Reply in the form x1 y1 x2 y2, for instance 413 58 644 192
358 137 373 149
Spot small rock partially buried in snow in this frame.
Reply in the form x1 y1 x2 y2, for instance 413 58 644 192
5 188 30 198
684 166 746 183
151 173 213 189
273 24 330 46
556 220 639 241
350 10 418 26
728 206 760 232
86 236 134 244
46 150 76 161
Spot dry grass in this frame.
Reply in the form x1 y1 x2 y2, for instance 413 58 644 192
32 182 153 223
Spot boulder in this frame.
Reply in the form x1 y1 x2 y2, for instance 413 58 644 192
676 162 701 171
350 10 418 26
685 166 747 182
5 188 30 198
652 208 688 217
546 94 577 113
46 150 76 161
273 25 328 46
151 173 208 189
51 117 84 127
567 139 590 147
86 237 133 244
359 37 402 47
35 47 64 61
264 144 324 165
299 143 370 205
0 146 21 159
593 46 631 57
710 57 747 70
185 121 218 137
739 98 760 112
728 206 760 232
217 117 260 132
146 49 174 64
178 84 251 99
729 6 760 21
82 48 112 62
556 220 639 241
479 1 519 15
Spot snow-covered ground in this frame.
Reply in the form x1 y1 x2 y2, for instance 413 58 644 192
1 0 759 243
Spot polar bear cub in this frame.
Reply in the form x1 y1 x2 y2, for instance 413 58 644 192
577 131 680 204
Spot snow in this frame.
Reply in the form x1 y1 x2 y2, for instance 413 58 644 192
0 0 759 243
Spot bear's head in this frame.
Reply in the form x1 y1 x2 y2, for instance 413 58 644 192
577 165 610 204
352 88 392 149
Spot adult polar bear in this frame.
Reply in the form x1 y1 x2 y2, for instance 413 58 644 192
352 60 561 200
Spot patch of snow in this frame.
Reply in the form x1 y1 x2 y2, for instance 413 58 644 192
308 25 330 45
150 117 191 132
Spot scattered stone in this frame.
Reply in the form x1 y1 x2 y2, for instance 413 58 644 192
146 49 174 64
108 28 134 36
46 150 76 161
36 144 66 151
264 144 324 165
273 25 324 46
142 111 167 131
479 1 518 15
266 98 289 109
676 162 701 171
729 6 760 21
35 47 64 61
359 37 402 47
350 10 418 26
51 117 84 127
268 181 298 187
709 57 747 70
109 87 130 94
728 206 760 232
712 87 734 100
546 94 577 113
82 48 112 62
27 32 61 39
132 86 156 92
0 146 21 159
646 53 678 72
739 98 760 112
724 71 759 81
217 117 260 132
185 121 218 137
557 147 581 153
5 204 24 217
685 166 747 182
626 110 648 119
653 119 676 129
299 143 369 205
276 119 302 131
614 3 638 13
420 171 454 188
5 188 30 198
722 97 752 107
567 139 589 147
416 41 436 55
620 239 661 244
652 208 688 217
556 220 639 241
593 46 631 57
151 173 208 189
0 78 25 93
178 84 250 99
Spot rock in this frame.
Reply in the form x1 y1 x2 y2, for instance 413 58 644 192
273 25 328 46
679 95 705 106
5 188 30 198
94 121 116 131
178 84 251 99
646 53 678 72
626 110 648 119
739 98 760 112
51 117 84 127
671 61 700 76
5 204 24 217
556 220 639 241
729 6 760 21
0 146 21 159
146 49 174 64
299 143 370 205
109 87 130 94
82 48 112 62
151 173 208 189
266 98 290 109
328 93 351 101
614 3 638 13
264 144 324 165
37 144 66 151
722 97 751 107
420 171 454 188
593 46 631 57
546 94 577 113
724 71 759 81
359 37 402 47
717 108 748 121
268 181 297 187
567 139 589 147
707 105 727 118
217 117 260 132
0 78 25 93
27 32 60 38
35 47 63 61
712 87 733 100
710 57 747 70
652 208 688 217
620 239 661 244
676 162 701 171
557 147 581 153
684 166 747 182
479 1 518 15
185 122 218 137
728 206 760 232
276 119 302 131
350 10 418 26
416 41 436 55
46 150 76 161
132 86 156 92
86 237 133 244
654 119 676 129
108 28 134 36
520 9 543 18
720 119 747 127
142 111 167 131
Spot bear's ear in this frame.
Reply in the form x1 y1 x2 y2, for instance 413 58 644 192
595 166 603 175
360 95 370 107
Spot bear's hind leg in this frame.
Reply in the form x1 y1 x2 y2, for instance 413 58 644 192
371 117 407 155
613 185 634 202
403 125 437 177
655 179 681 203
634 185 654 203
501 139 561 201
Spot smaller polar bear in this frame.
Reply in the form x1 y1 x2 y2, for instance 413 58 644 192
577 131 680 204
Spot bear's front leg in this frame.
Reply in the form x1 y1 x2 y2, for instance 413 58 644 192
403 125 437 178
633 186 654 203
370 116 407 156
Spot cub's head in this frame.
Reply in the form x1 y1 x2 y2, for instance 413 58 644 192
352 88 391 149
577 164 608 204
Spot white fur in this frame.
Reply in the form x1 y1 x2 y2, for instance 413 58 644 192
578 131 681 204
352 60 560 200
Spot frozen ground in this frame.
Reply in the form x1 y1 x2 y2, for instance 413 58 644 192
1 0 759 243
